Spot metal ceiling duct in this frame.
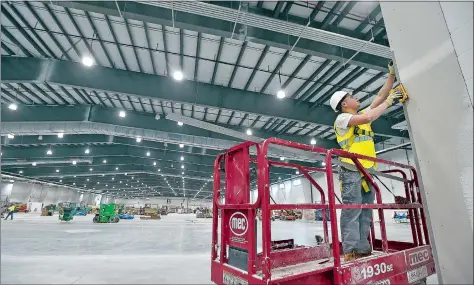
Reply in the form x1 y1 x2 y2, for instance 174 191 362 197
1 121 309 162
142 1 391 59
1 159 93 166
1 121 235 150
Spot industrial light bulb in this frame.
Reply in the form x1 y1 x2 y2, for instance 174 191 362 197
146 151 150 156
32 162 37 166
246 129 252 136
7 134 14 139
82 55 94 67
116 167 119 170
72 160 77 165
136 137 142 143
8 103 17 110
181 165 184 169
85 148 90 154
56 169 59 172
177 121 184 126
173 70 183 81
276 90 286 99
47 149 52 155
280 157 285 161
119 110 126 118
89 168 93 171
310 138 316 145
19 170 23 174
180 156 184 161
179 143 184 148
103 159 107 163
321 162 326 167
153 161 157 166
57 133 64 138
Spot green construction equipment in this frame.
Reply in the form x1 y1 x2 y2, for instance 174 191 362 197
93 203 120 223
58 202 76 222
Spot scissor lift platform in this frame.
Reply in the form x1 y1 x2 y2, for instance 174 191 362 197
211 138 435 285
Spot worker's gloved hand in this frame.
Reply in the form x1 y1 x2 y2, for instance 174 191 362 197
388 60 396 75
385 90 403 106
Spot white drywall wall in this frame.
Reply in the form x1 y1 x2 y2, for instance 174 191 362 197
380 2 473 283
1 180 100 206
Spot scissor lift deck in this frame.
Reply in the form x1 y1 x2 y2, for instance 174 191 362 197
211 138 436 285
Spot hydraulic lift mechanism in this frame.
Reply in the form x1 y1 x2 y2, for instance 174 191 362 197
211 138 435 285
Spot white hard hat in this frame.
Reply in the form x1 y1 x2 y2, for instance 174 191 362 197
330 91 348 112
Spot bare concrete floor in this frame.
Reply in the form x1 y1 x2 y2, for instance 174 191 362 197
1 213 438 284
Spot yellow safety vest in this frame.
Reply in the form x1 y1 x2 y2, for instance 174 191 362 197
8 206 15 212
334 109 377 192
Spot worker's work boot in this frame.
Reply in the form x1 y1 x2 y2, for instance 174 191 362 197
343 251 358 262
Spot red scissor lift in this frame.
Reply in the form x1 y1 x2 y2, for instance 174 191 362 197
211 138 436 285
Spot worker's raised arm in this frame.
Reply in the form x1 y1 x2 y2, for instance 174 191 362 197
348 91 403 126
369 61 396 109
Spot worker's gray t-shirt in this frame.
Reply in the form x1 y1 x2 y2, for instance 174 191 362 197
334 107 371 136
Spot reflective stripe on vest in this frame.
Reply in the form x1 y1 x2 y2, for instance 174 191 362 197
338 135 373 149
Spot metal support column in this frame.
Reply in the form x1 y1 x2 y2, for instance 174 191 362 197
380 2 473 284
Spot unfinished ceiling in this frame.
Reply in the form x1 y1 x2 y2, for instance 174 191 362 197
0 1 408 200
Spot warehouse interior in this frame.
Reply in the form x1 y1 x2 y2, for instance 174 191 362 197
1 1 472 284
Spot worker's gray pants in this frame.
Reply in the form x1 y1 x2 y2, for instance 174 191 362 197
339 167 375 254
4 211 13 220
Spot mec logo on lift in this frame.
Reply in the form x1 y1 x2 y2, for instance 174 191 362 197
229 212 248 236
408 248 430 266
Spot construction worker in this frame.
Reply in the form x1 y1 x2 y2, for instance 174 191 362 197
330 61 404 261
4 204 16 220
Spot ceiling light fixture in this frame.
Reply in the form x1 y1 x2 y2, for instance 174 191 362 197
177 121 184 126
310 138 316 145
85 148 90 154
103 159 107 163
57 133 64 138
7 134 14 139
179 143 184 148
276 89 286 99
153 161 157 166
81 55 94 67
72 160 77 165
89 168 93 171
56 169 60 173
146 151 150 156
119 110 126 118
173 70 184 81
32 162 37 166
116 167 119 170
8 103 17 110
180 156 184 161
136 137 142 143
47 149 52 155
246 129 252 136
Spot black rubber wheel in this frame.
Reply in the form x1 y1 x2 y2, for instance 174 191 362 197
93 215 99 223
114 216 120 223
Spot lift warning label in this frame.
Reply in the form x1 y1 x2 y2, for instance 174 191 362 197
223 271 248 285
